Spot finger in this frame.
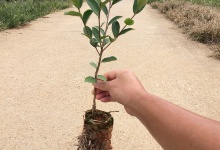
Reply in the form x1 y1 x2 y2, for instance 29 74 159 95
93 80 110 91
93 70 121 91
96 91 110 99
91 88 104 95
100 96 112 103
103 70 121 81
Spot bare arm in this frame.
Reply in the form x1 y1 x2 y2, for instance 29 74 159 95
134 92 220 150
92 70 220 150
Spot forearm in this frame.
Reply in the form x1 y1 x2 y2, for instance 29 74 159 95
131 91 220 150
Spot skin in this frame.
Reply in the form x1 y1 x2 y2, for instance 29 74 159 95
92 70 220 150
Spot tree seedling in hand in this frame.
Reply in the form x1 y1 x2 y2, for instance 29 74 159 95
65 0 147 117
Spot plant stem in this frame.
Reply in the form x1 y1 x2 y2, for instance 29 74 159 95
92 48 104 117
98 13 101 46
95 47 100 54
77 7 102 117
104 2 112 36
92 5 103 117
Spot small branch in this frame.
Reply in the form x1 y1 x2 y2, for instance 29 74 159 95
95 49 104 79
98 7 102 47
78 8 100 55
103 42 112 51
108 111 119 113
103 14 136 51
131 14 136 19
95 47 100 55
104 2 112 36
98 14 101 42
119 14 136 35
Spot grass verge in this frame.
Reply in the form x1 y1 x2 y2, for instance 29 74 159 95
181 0 220 9
0 0 72 31
151 1 220 57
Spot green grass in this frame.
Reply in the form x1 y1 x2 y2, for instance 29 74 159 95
0 0 72 31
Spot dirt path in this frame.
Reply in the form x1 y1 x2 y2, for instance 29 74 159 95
0 1 220 150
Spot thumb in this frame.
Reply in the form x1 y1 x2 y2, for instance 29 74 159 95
93 80 110 91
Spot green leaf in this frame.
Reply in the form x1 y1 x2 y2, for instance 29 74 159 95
137 0 148 9
119 28 134 35
133 0 139 14
101 0 110 7
86 0 100 16
133 0 146 14
109 36 115 42
85 76 97 83
90 62 98 68
83 26 92 38
71 0 77 6
101 22 105 27
112 21 120 38
71 0 83 9
124 18 134 26
83 9 93 25
102 56 117 63
137 6 145 13
78 0 83 9
101 28 105 35
95 0 101 5
102 5 108 16
108 16 122 25
138 5 146 13
92 27 100 41
94 26 105 35
97 75 107 81
103 38 110 45
81 33 90 39
100 35 109 39
112 0 122 5
90 38 98 47
64 11 82 17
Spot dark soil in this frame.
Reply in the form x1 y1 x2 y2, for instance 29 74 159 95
78 109 114 150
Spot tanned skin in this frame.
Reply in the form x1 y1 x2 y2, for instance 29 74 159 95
92 70 220 150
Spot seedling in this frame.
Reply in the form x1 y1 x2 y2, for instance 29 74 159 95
65 0 147 115
65 0 147 149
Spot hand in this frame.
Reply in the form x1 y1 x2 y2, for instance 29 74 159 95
94 71 220 150
92 70 147 116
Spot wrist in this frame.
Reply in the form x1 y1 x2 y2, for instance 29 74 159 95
128 90 150 117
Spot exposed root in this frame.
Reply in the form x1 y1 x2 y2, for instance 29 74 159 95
78 109 113 150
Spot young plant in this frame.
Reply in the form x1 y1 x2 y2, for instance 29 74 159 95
65 0 147 149
65 0 147 117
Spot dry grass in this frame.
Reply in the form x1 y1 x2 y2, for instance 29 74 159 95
151 1 220 57
181 0 220 9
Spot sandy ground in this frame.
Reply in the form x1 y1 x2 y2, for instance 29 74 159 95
0 1 220 150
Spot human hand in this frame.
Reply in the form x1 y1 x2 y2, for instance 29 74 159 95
92 70 147 116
